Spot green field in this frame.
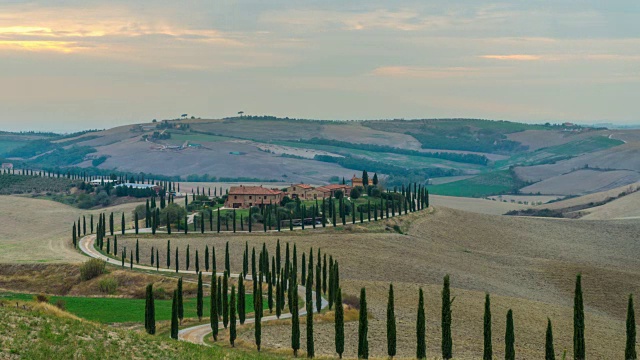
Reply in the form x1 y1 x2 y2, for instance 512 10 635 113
543 136 624 155
0 292 260 324
0 139 25 156
428 170 517 197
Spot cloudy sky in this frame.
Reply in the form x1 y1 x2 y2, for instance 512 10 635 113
0 0 638 131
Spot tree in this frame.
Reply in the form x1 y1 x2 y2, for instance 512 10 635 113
255 277 262 351
484 294 492 360
627 294 637 360
351 186 362 199
211 275 219 341
135 212 139 234
291 278 300 357
145 283 156 335
197 272 203 321
335 288 344 359
135 239 140 264
225 242 230 274
306 272 314 358
358 288 369 358
505 309 515 360
121 213 125 235
315 264 322 313
186 245 190 271
417 288 426 359
574 274 585 360
238 274 246 324
230 285 237 347
205 245 209 272
546 318 555 360
72 223 77 248
195 249 199 273
170 289 179 339
223 271 229 328
177 277 184 325
362 170 369 187
441 275 453 359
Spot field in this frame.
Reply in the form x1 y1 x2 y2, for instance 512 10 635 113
0 304 284 359
427 170 519 197
0 291 258 324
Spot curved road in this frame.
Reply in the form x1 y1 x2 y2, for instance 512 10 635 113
78 234 328 345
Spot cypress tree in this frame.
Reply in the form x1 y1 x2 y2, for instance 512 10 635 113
291 278 300 357
166 240 170 268
441 275 453 359
306 272 314 358
315 264 321 313
546 318 555 360
574 274 585 360
130 250 133 269
484 294 493 360
230 285 237 347
156 249 159 271
252 248 257 281
238 273 246 324
177 277 184 324
135 212 139 234
505 309 515 360
301 253 306 286
106 238 110 254
225 242 230 274
205 245 209 272
322 254 327 295
223 271 229 328
211 275 219 341
114 235 117 255
135 239 140 264
201 212 205 233
145 283 156 334
175 247 179 273
255 276 262 351
244 242 249 275
170 289 179 339
335 288 344 359
196 272 203 321
387 284 396 359
195 249 199 273
417 288 426 359
109 212 114 235
72 223 77 248
217 277 222 322
627 294 637 360
358 287 368 359
268 273 274 313
212 246 217 273
275 275 281 319
121 213 125 235
186 245 190 271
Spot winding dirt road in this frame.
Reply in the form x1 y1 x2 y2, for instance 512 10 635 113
78 234 328 345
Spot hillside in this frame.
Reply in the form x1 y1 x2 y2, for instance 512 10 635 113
3 118 636 196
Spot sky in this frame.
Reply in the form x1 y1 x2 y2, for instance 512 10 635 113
0 0 639 132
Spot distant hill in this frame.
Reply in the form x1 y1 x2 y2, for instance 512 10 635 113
2 117 636 196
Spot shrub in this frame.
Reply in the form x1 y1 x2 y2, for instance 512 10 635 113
342 294 360 310
34 293 49 303
80 259 106 281
98 277 118 294
54 299 66 310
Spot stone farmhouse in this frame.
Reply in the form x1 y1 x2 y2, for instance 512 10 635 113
285 184 314 200
225 185 283 209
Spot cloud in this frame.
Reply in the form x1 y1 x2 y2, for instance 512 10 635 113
371 66 484 78
480 54 543 61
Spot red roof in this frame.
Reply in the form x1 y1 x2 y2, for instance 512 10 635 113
291 184 313 189
228 186 282 196
314 184 350 193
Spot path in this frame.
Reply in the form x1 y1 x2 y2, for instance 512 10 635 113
78 234 328 346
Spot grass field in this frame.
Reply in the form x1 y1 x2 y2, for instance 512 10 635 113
428 170 517 197
544 135 624 155
0 139 25 155
167 133 233 145
0 291 259 324
0 304 285 359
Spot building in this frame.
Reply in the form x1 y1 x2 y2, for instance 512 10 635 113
116 183 161 191
351 174 363 188
225 185 283 209
286 184 314 200
311 184 351 199
1 163 13 170
89 179 119 186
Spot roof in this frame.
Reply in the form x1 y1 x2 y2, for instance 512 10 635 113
314 184 350 193
290 184 313 189
116 183 159 189
228 185 282 196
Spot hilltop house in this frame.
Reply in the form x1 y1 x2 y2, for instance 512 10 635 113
351 174 363 187
285 184 314 200
225 185 283 209
1 163 13 170
311 184 352 198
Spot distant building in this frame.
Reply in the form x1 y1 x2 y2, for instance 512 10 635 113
351 174 363 187
116 183 161 191
311 184 352 198
89 179 119 186
1 163 13 170
225 185 283 209
286 184 314 200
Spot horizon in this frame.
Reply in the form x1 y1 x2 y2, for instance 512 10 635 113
1 1 639 131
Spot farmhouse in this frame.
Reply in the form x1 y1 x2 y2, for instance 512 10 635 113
89 179 119 186
225 185 283 209
286 184 314 200
1 163 13 170
311 184 351 198
116 183 161 191
351 174 363 187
